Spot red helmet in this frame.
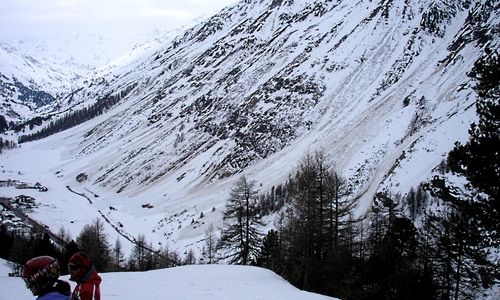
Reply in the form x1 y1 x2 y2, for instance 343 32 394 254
22 256 60 290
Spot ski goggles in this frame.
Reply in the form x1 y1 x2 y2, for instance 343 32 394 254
23 277 34 289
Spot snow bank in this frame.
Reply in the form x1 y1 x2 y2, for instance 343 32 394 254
0 258 336 300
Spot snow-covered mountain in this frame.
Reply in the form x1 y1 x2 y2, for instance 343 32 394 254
1 0 499 258
0 30 181 122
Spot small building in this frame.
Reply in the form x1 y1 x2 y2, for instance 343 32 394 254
14 195 36 205
34 182 48 192
16 183 32 189
0 180 14 187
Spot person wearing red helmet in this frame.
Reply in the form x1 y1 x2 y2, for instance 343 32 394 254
22 256 71 300
68 252 102 300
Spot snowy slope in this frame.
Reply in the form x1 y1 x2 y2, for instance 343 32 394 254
0 258 337 300
0 0 499 261
0 30 182 122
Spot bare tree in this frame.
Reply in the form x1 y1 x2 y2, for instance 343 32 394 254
57 226 72 244
130 233 148 271
112 237 125 271
201 223 218 264
183 248 197 265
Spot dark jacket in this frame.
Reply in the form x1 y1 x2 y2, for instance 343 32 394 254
38 280 71 300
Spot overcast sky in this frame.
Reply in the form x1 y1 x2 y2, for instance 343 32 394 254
0 0 237 41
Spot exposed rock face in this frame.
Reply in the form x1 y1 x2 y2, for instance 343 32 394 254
2 0 499 204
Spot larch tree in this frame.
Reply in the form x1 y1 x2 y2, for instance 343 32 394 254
218 175 264 265
130 233 149 271
76 218 111 272
279 150 359 295
201 223 218 264
112 237 125 271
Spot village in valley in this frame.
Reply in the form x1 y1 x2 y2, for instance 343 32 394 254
0 179 48 235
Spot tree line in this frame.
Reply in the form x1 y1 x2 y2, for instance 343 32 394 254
17 82 137 143
0 137 18 153
233 152 497 300
0 217 197 275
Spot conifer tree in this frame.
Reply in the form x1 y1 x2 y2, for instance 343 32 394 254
218 175 264 265
257 229 282 272
448 48 500 246
76 218 111 272
363 192 437 300
278 150 359 295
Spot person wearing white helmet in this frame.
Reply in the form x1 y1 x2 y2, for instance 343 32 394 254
22 256 71 300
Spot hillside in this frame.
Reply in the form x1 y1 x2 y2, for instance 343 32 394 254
0 0 499 265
